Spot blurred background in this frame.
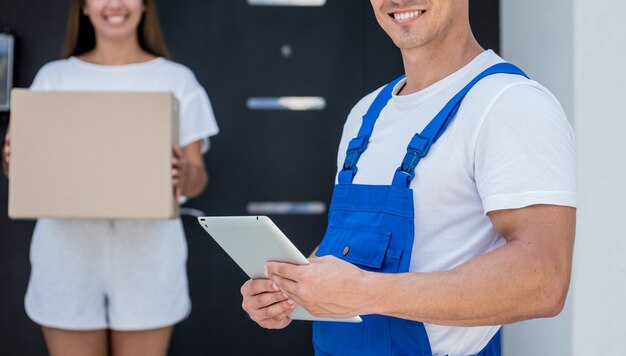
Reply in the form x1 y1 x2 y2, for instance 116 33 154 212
1 0 624 355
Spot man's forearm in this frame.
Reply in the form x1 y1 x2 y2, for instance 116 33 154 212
361 240 571 327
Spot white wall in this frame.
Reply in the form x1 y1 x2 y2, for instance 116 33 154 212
500 0 574 117
500 0 626 354
572 0 626 353
500 0 574 354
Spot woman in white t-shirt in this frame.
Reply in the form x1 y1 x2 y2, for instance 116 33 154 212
2 0 218 355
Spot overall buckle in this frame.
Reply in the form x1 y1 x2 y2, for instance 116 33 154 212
342 151 360 170
407 133 432 158
342 135 370 170
393 134 432 187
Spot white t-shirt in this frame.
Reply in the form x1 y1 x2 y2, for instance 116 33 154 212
31 56 219 151
336 50 576 356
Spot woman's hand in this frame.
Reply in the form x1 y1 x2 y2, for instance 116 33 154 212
171 141 208 201
171 145 189 201
2 130 10 178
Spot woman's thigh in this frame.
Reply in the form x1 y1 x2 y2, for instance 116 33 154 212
110 326 173 356
42 327 108 356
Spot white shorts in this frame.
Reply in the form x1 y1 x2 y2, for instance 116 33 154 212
25 218 191 331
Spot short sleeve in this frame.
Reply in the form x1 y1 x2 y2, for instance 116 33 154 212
30 63 53 90
475 84 577 214
178 83 219 154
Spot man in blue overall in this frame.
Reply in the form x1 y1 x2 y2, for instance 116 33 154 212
241 1 577 355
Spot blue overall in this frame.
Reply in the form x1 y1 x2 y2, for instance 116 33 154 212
313 63 528 356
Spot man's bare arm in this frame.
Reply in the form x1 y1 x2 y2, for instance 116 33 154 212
268 204 575 327
366 204 576 326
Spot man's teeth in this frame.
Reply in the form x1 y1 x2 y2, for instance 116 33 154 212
393 11 423 21
106 15 126 24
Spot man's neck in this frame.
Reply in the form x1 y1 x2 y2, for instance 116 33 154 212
399 32 484 96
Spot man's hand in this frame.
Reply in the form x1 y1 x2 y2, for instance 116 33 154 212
266 256 369 319
240 279 296 329
2 131 10 177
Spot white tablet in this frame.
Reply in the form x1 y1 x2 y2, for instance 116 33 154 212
198 216 362 323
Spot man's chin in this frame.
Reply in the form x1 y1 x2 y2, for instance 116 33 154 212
391 37 428 51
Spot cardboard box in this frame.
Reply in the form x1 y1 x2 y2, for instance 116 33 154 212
8 89 179 220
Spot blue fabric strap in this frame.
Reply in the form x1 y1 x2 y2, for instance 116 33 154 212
338 75 406 185
391 62 529 188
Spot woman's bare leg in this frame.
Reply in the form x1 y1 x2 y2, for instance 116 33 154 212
110 326 173 356
42 327 108 356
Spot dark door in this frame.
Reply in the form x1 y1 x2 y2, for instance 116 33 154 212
160 2 404 354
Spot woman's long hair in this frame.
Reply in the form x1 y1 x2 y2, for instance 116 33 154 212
62 0 171 59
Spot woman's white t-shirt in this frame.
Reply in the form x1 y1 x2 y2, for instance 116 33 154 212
24 57 218 329
31 56 218 150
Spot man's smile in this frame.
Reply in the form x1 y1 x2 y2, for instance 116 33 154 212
389 10 426 24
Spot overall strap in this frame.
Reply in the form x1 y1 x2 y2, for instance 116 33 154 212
391 63 529 188
338 75 406 185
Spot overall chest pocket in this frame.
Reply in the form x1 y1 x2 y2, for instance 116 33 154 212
317 224 402 273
